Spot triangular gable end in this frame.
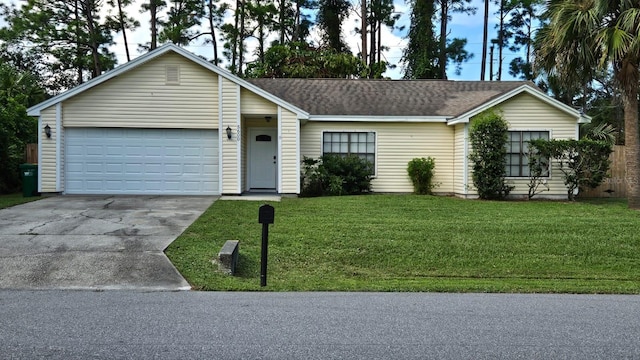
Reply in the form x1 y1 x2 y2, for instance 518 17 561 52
27 44 309 119
446 85 590 125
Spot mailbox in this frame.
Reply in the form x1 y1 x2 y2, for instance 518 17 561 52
259 204 275 224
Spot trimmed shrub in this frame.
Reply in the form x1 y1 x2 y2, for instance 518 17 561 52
407 157 437 195
468 110 513 200
529 139 612 200
300 154 373 197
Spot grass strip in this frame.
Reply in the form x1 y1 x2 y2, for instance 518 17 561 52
166 195 640 293
0 193 41 209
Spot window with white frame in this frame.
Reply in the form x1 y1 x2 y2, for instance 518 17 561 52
322 132 376 171
506 131 550 177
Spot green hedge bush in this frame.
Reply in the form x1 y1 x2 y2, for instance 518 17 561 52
468 110 513 200
301 154 373 197
407 157 437 195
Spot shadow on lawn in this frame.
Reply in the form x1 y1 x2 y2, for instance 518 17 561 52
234 253 260 278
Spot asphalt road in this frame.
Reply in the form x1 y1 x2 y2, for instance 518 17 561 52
1 291 638 359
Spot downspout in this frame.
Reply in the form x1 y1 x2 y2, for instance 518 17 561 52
56 103 62 192
463 123 469 196
37 115 42 193
277 106 283 194
218 76 223 195
236 84 242 194
296 115 301 195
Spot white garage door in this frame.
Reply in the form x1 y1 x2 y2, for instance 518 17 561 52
65 128 219 195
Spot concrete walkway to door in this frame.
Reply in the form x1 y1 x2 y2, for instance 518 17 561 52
0 196 216 290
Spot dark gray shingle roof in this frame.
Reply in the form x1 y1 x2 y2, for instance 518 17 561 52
246 78 533 117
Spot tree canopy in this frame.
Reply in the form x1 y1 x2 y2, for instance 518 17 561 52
535 0 640 208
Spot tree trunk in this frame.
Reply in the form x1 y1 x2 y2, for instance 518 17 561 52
292 1 300 42
117 0 131 61
480 0 488 80
497 1 504 81
83 1 101 78
231 0 240 73
75 0 83 84
280 0 285 44
258 13 265 65
377 19 381 63
622 65 640 209
439 1 448 79
369 19 376 69
208 0 218 64
238 0 245 76
361 0 367 64
150 0 157 50
489 44 494 81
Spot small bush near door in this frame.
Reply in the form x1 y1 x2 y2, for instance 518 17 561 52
300 154 373 197
407 157 437 195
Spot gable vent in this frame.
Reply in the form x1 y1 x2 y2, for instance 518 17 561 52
165 65 180 85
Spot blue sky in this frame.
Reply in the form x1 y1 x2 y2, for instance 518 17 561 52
377 0 530 80
2 0 532 81
99 0 529 81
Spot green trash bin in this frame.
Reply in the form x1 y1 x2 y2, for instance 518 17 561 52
19 164 38 197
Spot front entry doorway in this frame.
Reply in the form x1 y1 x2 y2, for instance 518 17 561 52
248 128 277 190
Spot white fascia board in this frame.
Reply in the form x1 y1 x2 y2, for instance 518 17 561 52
27 43 310 120
307 115 448 122
447 85 589 125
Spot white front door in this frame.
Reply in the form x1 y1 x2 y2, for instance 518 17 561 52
249 128 277 190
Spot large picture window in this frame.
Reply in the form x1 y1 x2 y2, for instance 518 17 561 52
322 132 376 170
506 131 550 177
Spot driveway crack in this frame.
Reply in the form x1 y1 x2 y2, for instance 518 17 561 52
19 219 57 235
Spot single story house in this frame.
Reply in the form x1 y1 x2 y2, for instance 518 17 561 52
27 43 588 198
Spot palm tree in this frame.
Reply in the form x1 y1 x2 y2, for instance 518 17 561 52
535 0 640 209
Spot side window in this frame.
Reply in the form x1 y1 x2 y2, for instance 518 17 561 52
506 131 550 177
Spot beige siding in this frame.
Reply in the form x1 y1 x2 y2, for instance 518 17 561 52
279 108 298 194
465 93 579 198
453 123 467 195
40 107 58 192
241 89 277 115
300 121 455 193
221 77 240 194
502 93 577 197
62 53 219 129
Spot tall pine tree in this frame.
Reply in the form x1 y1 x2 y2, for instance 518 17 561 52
317 0 350 52
402 0 439 78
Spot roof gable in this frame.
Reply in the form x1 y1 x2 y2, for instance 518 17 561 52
27 44 308 118
447 84 589 125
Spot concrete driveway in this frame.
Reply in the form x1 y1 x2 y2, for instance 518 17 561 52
0 196 216 290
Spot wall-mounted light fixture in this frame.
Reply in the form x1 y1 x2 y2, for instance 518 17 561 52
265 116 272 123
226 126 232 140
44 124 52 139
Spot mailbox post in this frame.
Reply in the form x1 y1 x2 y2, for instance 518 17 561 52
258 204 274 287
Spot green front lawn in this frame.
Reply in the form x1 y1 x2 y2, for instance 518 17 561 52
0 193 41 209
166 195 640 293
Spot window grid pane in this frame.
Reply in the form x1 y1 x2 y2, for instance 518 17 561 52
506 131 550 178
322 132 375 173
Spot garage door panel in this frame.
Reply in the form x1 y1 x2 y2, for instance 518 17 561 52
65 128 219 195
